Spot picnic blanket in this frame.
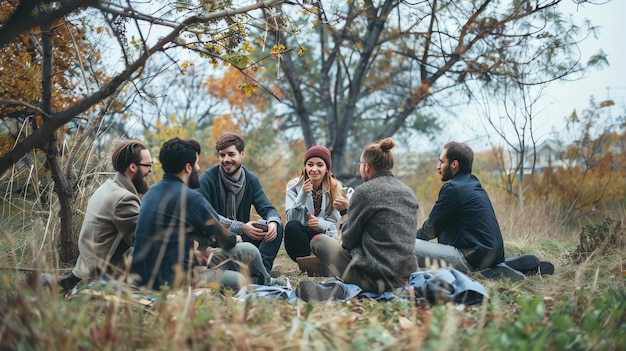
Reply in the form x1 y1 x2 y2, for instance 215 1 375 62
234 268 488 305
69 268 488 306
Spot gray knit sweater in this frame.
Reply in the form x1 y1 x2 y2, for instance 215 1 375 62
342 171 419 287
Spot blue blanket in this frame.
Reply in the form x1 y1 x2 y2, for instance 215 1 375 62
234 268 488 305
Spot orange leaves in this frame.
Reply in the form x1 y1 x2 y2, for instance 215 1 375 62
203 66 268 112
33 115 44 127
0 5 103 120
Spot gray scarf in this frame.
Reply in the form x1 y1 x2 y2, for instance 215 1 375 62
218 166 246 219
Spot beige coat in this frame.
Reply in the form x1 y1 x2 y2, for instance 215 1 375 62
72 172 140 279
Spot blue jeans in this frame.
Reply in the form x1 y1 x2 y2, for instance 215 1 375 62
241 224 284 272
196 268 246 290
413 239 472 273
209 242 272 285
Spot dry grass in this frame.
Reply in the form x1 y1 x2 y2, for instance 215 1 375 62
1 177 626 350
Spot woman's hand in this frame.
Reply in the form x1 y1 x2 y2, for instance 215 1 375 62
306 212 319 231
302 178 313 194
333 194 349 212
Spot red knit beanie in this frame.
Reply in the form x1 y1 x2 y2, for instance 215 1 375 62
304 146 332 169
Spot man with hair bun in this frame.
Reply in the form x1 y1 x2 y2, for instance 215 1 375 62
299 138 419 301
56 140 153 292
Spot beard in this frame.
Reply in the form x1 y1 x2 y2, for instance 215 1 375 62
440 163 454 182
221 161 241 176
132 171 150 194
188 167 200 189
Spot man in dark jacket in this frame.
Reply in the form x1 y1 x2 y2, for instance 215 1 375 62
415 141 526 281
131 137 246 290
198 133 283 272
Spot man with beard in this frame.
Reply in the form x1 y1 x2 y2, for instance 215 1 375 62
198 133 283 273
57 140 153 292
414 141 530 281
130 137 274 291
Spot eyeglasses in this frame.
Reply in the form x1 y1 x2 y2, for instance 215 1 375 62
136 162 153 169
352 161 366 176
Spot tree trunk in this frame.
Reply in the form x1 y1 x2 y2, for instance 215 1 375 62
40 20 78 262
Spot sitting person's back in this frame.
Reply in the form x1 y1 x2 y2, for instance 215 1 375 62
414 141 553 281
301 138 418 299
418 171 504 270
131 137 239 290
57 140 152 292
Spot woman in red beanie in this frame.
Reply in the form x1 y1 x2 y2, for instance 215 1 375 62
284 146 346 262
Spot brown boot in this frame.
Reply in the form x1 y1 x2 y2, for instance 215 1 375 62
296 255 326 277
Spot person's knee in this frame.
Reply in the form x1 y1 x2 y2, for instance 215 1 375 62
236 242 257 252
310 235 336 258
310 234 323 253
285 220 300 232
232 242 262 262
222 270 247 290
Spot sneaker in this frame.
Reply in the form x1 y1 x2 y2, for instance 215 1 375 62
505 254 540 274
297 280 345 302
537 261 555 275
480 263 526 282
58 272 82 292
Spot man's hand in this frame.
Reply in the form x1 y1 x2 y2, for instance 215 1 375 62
333 194 349 212
264 221 278 242
306 212 319 231
244 221 267 241
193 240 211 266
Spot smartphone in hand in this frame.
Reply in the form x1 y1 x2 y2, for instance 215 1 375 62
252 219 269 232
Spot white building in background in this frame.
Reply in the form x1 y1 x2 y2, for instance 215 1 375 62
505 139 568 176
523 139 567 173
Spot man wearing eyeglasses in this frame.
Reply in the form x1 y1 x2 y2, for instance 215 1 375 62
55 140 153 292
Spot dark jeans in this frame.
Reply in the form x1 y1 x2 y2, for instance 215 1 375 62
241 223 284 272
284 220 320 261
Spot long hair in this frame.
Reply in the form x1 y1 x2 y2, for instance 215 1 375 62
291 167 344 216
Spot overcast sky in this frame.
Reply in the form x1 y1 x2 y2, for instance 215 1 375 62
542 0 625 124
432 0 625 153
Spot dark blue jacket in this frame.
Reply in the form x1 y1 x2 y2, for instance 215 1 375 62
417 173 504 270
130 174 236 290
198 166 282 225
